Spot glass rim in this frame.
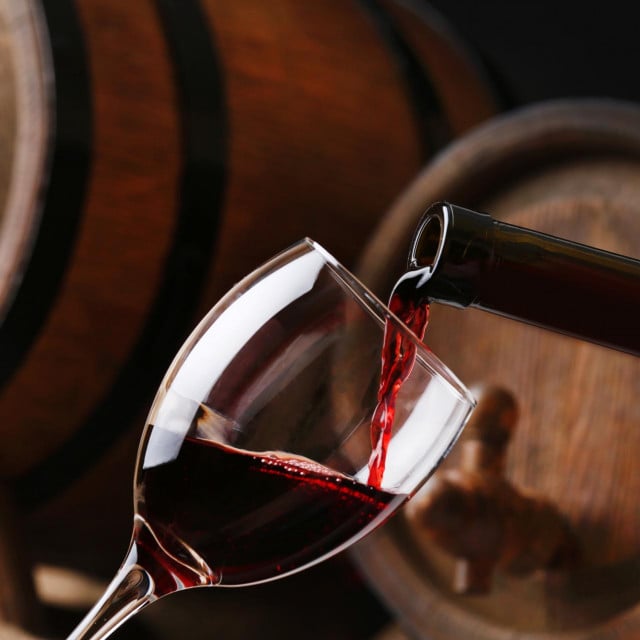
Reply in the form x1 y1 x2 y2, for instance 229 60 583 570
191 236 475 411
303 238 476 409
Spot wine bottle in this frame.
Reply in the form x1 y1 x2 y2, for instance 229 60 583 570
401 202 640 356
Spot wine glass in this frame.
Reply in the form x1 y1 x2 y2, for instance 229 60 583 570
67 238 475 639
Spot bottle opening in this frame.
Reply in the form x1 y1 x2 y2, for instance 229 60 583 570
409 202 450 272
413 215 442 267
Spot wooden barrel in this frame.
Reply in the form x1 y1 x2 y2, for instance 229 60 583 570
353 99 640 639
0 0 497 578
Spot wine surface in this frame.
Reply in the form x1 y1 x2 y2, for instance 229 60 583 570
136 434 405 588
368 286 430 487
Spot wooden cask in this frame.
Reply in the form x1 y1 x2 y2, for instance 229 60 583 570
0 0 496 579
354 99 640 640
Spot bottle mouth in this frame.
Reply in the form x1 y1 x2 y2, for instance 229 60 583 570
405 201 495 308
408 202 450 272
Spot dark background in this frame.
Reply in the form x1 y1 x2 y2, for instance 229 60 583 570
426 0 640 107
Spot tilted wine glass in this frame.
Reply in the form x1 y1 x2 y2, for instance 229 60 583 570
67 239 475 640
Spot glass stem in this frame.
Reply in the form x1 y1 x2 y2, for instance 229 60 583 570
66 545 156 640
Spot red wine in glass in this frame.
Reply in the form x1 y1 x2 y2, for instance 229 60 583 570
135 273 431 592
135 429 406 591
134 275 433 593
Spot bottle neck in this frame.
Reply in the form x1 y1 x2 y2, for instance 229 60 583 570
408 202 640 356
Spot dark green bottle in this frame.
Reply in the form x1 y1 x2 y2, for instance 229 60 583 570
399 201 640 356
